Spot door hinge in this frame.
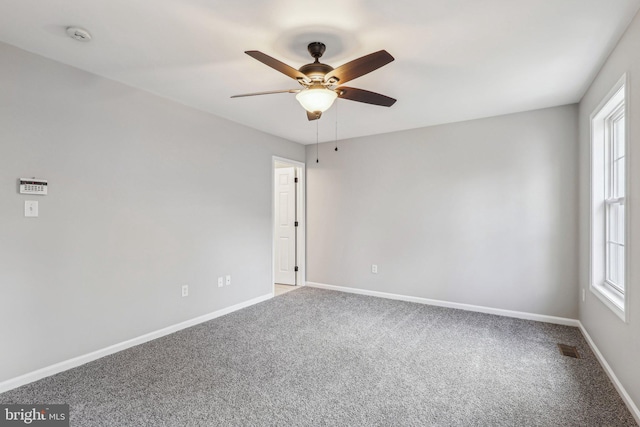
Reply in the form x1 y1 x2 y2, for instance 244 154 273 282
294 221 299 227
294 177 298 183
295 266 299 272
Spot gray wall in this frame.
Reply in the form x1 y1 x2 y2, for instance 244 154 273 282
307 105 579 318
578 11 640 410
0 42 304 383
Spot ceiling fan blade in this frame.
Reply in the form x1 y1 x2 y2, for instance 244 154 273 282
231 89 300 98
245 51 309 81
307 111 322 121
325 50 394 85
337 87 397 107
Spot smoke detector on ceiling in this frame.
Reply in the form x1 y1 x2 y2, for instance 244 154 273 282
66 27 92 42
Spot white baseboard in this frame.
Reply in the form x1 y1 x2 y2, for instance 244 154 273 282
578 323 640 424
306 282 579 326
0 292 273 394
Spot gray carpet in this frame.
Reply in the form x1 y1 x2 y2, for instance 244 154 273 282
1 287 636 426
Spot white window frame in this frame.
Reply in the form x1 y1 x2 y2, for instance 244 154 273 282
589 74 629 322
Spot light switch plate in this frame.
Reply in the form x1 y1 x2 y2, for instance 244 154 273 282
24 200 38 217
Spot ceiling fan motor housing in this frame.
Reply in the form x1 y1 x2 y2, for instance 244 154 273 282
299 62 333 82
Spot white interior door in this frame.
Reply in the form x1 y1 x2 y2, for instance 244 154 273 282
275 167 296 285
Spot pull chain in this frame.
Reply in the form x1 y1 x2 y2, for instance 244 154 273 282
316 118 319 163
335 100 339 151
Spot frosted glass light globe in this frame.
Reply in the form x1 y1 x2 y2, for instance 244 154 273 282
296 88 338 113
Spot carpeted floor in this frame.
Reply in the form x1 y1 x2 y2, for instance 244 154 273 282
1 287 636 426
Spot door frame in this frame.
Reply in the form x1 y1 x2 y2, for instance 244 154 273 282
272 156 306 292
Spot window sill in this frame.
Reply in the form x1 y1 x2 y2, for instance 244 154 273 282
590 282 627 322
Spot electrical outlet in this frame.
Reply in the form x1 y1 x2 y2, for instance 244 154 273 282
225 275 231 286
218 277 224 288
181 285 189 297
372 264 378 274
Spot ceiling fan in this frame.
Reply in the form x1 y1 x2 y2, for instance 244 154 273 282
231 42 396 121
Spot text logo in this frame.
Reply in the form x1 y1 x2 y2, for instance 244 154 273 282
0 405 69 427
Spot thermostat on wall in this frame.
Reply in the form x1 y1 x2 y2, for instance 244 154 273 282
19 178 48 195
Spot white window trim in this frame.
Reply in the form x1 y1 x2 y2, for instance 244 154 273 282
589 73 629 322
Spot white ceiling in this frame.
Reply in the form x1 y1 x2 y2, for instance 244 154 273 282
0 0 638 144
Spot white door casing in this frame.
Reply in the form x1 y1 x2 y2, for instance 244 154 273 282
274 167 296 285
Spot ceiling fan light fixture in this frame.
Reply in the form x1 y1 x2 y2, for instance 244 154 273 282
295 87 338 114
233 43 396 121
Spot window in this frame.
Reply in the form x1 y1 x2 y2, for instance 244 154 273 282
590 75 627 321
605 104 625 293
